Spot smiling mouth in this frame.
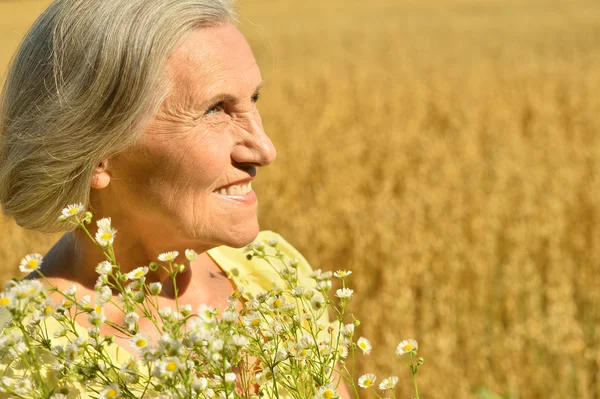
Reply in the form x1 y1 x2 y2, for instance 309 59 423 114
215 182 253 196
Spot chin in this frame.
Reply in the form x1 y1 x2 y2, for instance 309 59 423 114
220 223 261 249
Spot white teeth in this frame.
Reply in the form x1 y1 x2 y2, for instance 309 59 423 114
217 182 252 196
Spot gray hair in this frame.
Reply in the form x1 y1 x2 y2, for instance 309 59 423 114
0 0 235 232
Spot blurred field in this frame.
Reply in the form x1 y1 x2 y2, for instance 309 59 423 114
2 0 600 398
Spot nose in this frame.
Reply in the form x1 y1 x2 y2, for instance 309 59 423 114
231 116 277 167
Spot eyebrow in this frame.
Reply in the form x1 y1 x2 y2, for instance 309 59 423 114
200 82 264 109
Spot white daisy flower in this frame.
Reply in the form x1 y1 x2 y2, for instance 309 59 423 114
341 323 355 337
96 217 112 231
96 285 112 306
158 307 173 319
378 376 398 391
95 275 107 290
291 286 304 297
316 384 338 399
337 344 349 358
88 305 106 326
64 284 77 296
157 357 181 377
242 312 261 330
60 203 85 220
358 373 377 389
357 337 372 354
185 249 198 261
39 299 54 318
315 280 332 292
124 312 140 331
79 295 91 307
95 261 113 276
99 383 120 399
311 295 326 311
158 251 179 262
333 270 352 278
335 288 354 299
126 266 149 280
192 377 208 393
231 335 249 347
0 293 14 308
130 334 150 351
222 310 238 323
224 373 236 383
267 296 285 310
197 304 217 322
18 253 43 273
95 218 117 247
227 289 244 303
396 339 418 356
316 271 333 281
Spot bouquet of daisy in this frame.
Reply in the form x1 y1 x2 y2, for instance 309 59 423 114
0 205 424 399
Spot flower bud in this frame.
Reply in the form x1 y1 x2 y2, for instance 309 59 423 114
180 304 192 317
418 357 424 366
133 291 145 303
148 282 162 295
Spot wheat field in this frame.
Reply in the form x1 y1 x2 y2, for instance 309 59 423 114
2 0 600 398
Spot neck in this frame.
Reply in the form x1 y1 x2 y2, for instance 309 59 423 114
43 222 221 296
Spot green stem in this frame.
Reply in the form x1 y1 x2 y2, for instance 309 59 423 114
413 373 420 399
410 353 419 399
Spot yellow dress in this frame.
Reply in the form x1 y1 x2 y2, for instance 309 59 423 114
0 231 327 398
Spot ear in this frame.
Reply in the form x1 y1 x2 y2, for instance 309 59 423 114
91 160 111 189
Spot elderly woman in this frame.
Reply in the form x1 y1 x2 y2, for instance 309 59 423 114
0 0 347 397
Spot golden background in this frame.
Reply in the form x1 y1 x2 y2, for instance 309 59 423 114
2 0 600 398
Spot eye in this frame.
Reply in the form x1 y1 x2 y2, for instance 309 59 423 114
205 101 225 115
251 92 260 103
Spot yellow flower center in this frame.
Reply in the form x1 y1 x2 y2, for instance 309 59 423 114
363 379 372 387
95 305 102 313
136 338 147 348
106 389 118 399
26 260 39 269
251 319 260 327
403 344 413 351
359 343 367 349
101 232 112 241
232 290 241 299
323 389 335 399
166 361 178 372
135 270 144 277
63 300 73 307
0 298 11 306
68 208 79 215
272 299 282 308
44 305 53 315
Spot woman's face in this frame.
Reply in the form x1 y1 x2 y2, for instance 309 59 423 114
105 23 276 250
